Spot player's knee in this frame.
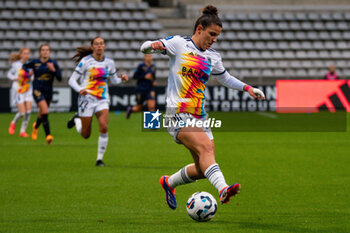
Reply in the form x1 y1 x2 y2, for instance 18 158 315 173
135 105 142 112
81 130 91 139
100 125 108 134
82 133 90 139
196 143 214 157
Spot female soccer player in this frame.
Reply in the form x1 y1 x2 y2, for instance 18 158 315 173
23 44 62 144
126 54 156 118
7 48 33 137
141 5 265 209
67 37 128 167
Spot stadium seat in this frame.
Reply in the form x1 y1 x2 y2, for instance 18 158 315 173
255 41 265 50
101 1 113 9
277 41 289 50
284 12 296 21
41 30 52 40
266 60 278 68
253 22 265 31
289 22 300 31
331 31 342 39
116 21 128 31
261 51 272 59
85 11 96 20
296 12 308 20
332 12 344 20
266 21 277 31
277 21 288 30
91 21 103 30
313 21 324 30
243 41 254 50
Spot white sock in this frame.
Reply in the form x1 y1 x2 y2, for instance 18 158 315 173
97 133 108 161
74 117 82 134
20 111 31 133
168 165 195 189
204 163 228 193
13 112 24 124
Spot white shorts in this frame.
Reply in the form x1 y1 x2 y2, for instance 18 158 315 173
165 112 214 144
78 94 109 117
14 91 33 104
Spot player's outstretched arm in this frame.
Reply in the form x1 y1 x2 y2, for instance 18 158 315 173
214 71 265 100
244 85 265 100
140 41 166 54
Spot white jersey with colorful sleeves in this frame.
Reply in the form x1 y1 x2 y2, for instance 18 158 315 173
7 60 33 94
73 55 119 100
159 35 240 118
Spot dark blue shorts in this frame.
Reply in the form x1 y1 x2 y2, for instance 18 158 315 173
136 90 155 105
33 89 52 105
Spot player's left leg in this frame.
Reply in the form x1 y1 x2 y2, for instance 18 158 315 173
126 93 145 118
32 90 44 140
19 100 32 137
166 148 206 190
95 109 109 167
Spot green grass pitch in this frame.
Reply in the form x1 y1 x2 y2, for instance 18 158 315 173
0 112 349 233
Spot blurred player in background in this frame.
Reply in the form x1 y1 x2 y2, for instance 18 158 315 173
23 44 62 144
126 54 156 118
67 37 128 167
141 5 265 210
7 48 33 137
324 65 339 80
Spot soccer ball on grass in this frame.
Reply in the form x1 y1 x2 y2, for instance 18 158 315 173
186 191 217 222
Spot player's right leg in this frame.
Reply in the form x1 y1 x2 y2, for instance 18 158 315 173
36 99 53 144
95 108 109 167
9 94 25 135
32 90 44 140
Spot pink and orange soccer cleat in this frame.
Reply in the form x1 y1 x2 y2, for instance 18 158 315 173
19 132 29 138
8 122 16 135
219 183 241 204
159 175 177 210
